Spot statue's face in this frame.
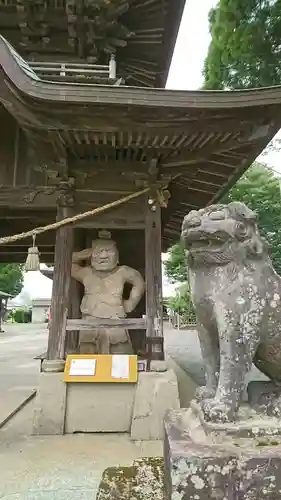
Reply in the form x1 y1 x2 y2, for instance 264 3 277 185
181 202 264 268
182 204 249 252
91 241 118 271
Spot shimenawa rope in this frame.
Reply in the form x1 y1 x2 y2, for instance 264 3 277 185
0 187 150 247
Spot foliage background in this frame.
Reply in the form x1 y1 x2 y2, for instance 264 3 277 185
165 0 281 292
165 163 281 284
0 264 24 297
203 0 281 90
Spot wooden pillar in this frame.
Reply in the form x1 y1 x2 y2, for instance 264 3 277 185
145 196 164 364
65 229 84 354
47 203 73 360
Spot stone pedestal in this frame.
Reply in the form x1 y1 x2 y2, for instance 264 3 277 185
32 366 180 440
32 360 67 436
164 402 281 500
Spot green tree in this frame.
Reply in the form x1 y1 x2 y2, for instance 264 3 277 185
203 0 281 90
164 239 186 283
166 283 196 323
164 163 281 280
0 264 24 297
225 163 281 274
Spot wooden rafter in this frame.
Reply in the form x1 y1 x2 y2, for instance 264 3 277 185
0 0 185 87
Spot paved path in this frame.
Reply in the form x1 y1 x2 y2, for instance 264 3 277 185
0 323 47 393
0 322 269 499
0 402 162 500
0 321 266 395
0 323 48 432
0 324 161 500
164 323 268 388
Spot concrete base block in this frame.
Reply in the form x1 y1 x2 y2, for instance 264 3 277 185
131 369 180 441
65 383 135 433
164 405 281 500
32 367 180 440
32 372 67 435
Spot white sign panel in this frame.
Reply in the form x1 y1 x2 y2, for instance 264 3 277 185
69 358 97 376
111 355 129 379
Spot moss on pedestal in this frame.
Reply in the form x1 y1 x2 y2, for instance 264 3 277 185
131 457 164 500
96 457 164 500
96 466 136 500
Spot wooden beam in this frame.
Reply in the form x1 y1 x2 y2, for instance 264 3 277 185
68 159 150 175
162 135 252 167
47 203 73 360
177 175 224 189
183 182 218 195
0 187 58 207
0 246 54 254
66 227 84 355
145 195 164 364
0 186 146 208
66 318 146 330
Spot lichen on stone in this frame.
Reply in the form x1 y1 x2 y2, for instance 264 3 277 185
96 466 136 500
181 201 281 423
96 457 164 500
131 457 164 500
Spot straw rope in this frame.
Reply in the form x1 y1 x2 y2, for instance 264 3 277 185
0 187 151 246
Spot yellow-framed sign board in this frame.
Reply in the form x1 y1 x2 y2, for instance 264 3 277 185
64 354 138 383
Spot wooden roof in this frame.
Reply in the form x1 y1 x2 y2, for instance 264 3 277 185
0 0 185 88
1 35 281 261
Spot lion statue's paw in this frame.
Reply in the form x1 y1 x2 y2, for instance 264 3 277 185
201 399 235 423
195 386 216 401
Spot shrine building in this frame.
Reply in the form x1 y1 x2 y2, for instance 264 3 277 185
0 0 281 366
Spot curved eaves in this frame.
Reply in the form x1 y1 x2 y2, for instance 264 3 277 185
2 35 281 109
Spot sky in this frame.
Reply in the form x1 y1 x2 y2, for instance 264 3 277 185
166 0 216 91
15 0 281 302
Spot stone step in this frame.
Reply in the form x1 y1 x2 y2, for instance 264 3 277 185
96 457 164 500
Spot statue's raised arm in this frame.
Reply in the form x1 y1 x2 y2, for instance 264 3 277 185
71 248 92 283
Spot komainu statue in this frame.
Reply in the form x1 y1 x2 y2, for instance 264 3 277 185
71 230 144 354
181 202 281 423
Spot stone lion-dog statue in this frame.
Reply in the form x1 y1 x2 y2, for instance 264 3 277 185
181 201 281 423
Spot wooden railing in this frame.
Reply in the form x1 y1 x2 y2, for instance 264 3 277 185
29 55 117 84
35 317 146 362
0 36 120 85
167 312 197 330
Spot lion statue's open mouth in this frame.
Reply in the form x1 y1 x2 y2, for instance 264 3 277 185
181 201 281 424
182 202 266 267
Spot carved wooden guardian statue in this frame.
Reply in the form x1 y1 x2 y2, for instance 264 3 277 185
71 230 144 354
182 202 281 423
